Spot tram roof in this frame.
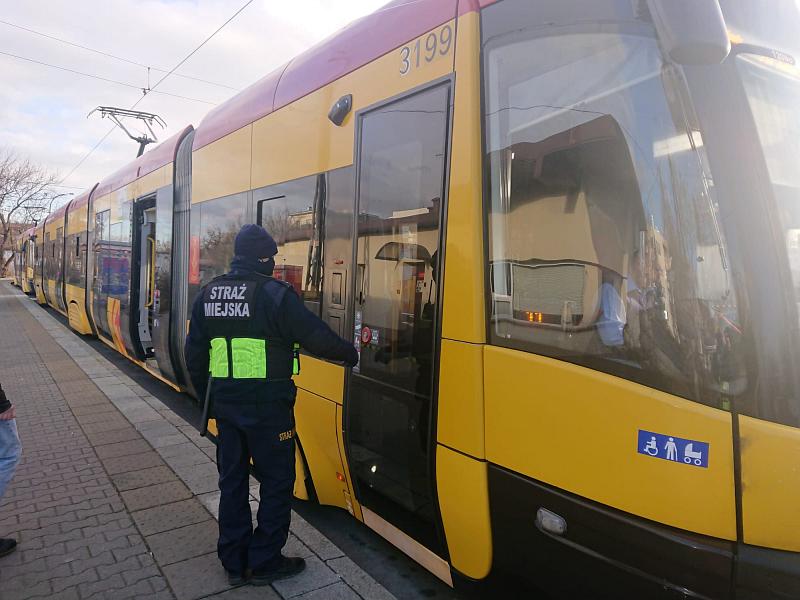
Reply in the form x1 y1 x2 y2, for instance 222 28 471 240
193 0 496 151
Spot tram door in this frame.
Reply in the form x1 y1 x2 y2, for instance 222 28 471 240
132 197 157 363
55 226 67 313
345 84 450 555
151 185 178 383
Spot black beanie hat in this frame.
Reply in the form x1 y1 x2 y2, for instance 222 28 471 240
234 224 278 260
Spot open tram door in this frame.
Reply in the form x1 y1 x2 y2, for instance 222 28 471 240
343 82 452 582
130 186 182 384
131 196 157 365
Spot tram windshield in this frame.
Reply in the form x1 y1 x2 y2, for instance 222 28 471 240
482 0 748 407
736 53 800 314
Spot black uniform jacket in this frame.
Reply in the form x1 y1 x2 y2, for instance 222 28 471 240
184 260 357 405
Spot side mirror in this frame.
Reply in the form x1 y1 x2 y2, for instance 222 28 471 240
328 94 353 127
647 0 731 65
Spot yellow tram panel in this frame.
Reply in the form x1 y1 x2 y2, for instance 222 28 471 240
125 165 171 201
442 10 485 345
335 404 362 522
294 355 344 405
47 281 58 309
437 339 485 459
192 126 253 205
65 284 92 335
294 388 351 511
94 164 172 211
251 21 457 191
436 445 492 579
739 415 800 552
484 346 737 541
66 201 87 236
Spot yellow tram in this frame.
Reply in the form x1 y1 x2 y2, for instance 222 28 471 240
16 0 800 597
11 227 35 293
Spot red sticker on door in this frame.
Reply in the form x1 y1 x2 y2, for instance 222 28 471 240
361 326 372 345
189 236 200 284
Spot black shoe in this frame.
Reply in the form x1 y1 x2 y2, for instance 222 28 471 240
251 556 306 585
0 538 17 558
226 569 248 586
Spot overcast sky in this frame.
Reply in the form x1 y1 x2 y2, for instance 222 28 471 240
0 0 388 206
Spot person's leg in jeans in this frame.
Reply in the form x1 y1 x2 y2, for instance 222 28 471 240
0 417 22 557
0 419 21 495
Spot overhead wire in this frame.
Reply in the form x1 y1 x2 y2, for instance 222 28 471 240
0 50 218 105
58 0 254 186
0 18 240 91
143 0 253 94
22 182 85 190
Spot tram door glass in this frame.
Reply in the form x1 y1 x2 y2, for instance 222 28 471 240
322 167 356 338
256 175 324 315
27 237 35 278
190 194 246 291
66 229 85 288
133 197 157 362
55 226 66 311
43 230 54 304
14 241 22 284
347 84 449 553
152 186 177 381
34 233 43 294
92 208 117 340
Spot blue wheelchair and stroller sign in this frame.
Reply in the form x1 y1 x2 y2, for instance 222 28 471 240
637 430 709 468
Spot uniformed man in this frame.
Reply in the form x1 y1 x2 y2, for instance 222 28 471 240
184 224 358 586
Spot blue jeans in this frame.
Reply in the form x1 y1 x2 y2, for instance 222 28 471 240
0 420 21 499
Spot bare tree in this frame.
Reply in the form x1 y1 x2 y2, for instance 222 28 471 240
0 148 65 276
262 207 291 245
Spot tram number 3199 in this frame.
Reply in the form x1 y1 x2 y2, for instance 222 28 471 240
400 25 453 75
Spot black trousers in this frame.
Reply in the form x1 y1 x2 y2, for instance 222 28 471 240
213 395 295 574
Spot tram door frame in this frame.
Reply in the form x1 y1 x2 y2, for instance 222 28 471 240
343 78 453 562
131 195 157 362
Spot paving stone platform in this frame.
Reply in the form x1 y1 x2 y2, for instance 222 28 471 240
0 281 396 600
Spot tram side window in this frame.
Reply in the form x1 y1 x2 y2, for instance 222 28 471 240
108 204 131 244
257 175 324 315
43 231 52 280
483 27 748 408
96 209 111 241
94 209 129 296
195 194 246 285
56 227 64 279
66 233 83 286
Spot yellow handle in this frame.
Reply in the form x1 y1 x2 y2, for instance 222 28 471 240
145 236 156 308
